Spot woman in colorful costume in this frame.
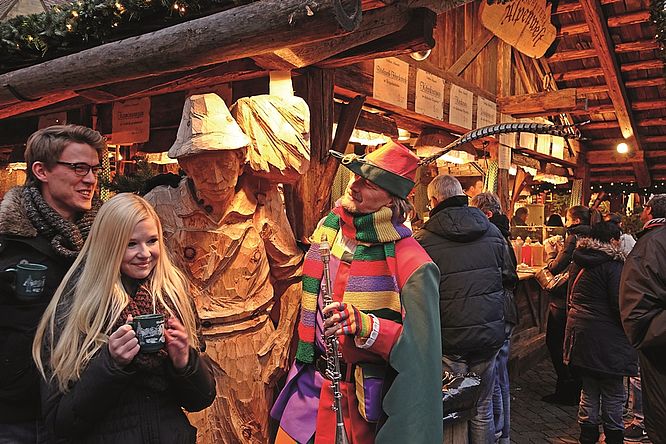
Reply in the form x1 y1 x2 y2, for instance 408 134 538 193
271 140 442 444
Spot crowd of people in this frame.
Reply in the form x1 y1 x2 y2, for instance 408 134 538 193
1 126 666 444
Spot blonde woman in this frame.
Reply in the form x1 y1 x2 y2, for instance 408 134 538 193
32 193 215 443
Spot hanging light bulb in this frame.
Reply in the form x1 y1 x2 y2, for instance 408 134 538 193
617 142 629 154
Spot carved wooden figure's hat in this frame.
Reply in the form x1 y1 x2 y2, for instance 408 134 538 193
168 93 250 159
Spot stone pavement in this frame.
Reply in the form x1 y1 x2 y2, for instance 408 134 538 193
510 358 579 443
510 357 650 444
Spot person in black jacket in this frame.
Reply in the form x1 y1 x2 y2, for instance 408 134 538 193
32 193 216 443
0 125 105 443
542 205 597 405
416 175 507 444
620 194 666 444
564 222 637 444
471 192 518 444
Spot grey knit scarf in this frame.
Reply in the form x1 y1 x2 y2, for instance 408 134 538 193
21 186 100 259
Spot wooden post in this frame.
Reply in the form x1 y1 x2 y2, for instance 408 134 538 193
496 40 512 215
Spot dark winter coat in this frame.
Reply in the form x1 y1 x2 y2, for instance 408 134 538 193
489 213 519 328
415 196 507 359
42 346 215 444
0 188 75 423
620 222 666 444
563 238 638 377
546 224 591 310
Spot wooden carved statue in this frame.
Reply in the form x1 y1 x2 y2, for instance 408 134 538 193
144 92 309 443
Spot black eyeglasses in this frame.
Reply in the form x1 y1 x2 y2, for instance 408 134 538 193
56 161 103 177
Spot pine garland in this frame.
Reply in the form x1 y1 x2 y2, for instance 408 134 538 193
0 0 251 72
651 0 666 67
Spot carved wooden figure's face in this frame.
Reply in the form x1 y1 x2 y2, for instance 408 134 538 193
179 150 244 200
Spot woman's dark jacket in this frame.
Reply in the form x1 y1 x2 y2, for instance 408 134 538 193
415 196 507 358
546 224 591 310
563 238 638 377
0 188 74 423
41 289 216 443
620 221 666 444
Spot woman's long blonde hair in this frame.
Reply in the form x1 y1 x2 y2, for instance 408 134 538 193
33 193 199 392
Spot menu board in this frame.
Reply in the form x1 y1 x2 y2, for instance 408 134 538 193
477 96 497 129
415 69 444 120
110 97 151 144
449 84 473 129
551 136 565 159
373 58 409 109
536 133 552 155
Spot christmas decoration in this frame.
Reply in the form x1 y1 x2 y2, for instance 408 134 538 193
651 0 666 65
0 0 250 72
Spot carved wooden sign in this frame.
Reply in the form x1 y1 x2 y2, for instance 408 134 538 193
480 0 556 58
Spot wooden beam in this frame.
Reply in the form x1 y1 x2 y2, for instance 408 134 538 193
547 40 660 64
334 103 398 137
406 0 475 14
554 60 664 82
553 0 620 14
513 147 577 169
0 91 78 120
645 135 666 144
316 7 435 69
0 0 362 109
557 10 652 38
446 28 494 76
498 89 585 116
577 77 666 95
586 149 644 165
253 3 412 70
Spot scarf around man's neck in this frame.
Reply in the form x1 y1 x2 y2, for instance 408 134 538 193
296 205 412 364
21 186 100 259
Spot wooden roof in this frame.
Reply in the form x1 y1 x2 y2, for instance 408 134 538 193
546 0 665 186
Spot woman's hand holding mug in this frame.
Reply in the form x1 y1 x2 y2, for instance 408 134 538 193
108 315 140 366
165 317 190 370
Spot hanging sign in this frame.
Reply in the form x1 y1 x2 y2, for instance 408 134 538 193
536 133 551 155
519 118 536 150
551 136 565 159
415 69 444 120
477 96 497 129
449 84 473 129
373 58 409 109
480 0 556 58
110 97 151 144
499 114 516 149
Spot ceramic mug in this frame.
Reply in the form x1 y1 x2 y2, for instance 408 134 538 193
130 313 166 353
4 263 48 301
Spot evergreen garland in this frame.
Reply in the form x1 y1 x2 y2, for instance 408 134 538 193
0 0 250 72
651 0 666 66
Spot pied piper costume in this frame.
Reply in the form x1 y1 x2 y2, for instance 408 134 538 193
271 141 443 444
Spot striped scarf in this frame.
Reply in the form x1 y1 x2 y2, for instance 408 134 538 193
296 206 412 364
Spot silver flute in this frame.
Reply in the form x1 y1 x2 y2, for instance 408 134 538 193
319 235 350 444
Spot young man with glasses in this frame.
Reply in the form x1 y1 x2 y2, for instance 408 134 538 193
0 125 105 443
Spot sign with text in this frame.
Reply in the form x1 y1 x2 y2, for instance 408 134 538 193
551 136 565 159
480 0 556 58
449 84 473 129
110 97 151 144
519 119 536 150
373 58 409 109
499 114 516 149
477 96 497 129
415 69 444 120
536 133 551 155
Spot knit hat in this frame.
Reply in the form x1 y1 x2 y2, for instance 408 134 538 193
330 140 419 199
168 93 250 159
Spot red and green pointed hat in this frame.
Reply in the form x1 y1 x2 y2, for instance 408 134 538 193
330 140 418 199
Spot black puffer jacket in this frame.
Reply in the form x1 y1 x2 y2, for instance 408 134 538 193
620 221 666 444
415 196 506 358
546 224 591 310
0 188 76 423
563 238 638 377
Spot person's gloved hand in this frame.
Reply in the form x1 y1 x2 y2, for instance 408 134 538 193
323 301 373 339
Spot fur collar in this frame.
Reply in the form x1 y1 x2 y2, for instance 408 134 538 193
576 237 625 262
0 187 38 237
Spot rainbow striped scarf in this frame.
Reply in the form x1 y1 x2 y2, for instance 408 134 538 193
296 206 412 364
